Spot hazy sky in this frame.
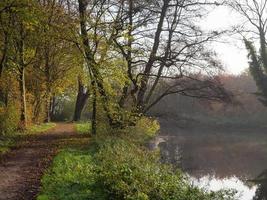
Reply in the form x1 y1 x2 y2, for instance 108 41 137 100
201 6 249 75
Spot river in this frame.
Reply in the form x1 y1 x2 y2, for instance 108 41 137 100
155 118 267 200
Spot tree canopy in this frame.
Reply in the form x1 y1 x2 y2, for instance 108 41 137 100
0 0 232 131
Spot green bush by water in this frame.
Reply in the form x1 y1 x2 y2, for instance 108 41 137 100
37 118 235 200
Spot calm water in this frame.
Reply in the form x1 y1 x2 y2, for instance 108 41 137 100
190 175 257 200
155 119 267 200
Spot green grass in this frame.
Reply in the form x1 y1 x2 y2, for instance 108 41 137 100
37 118 234 200
37 148 100 200
0 136 16 154
75 122 91 134
28 123 56 134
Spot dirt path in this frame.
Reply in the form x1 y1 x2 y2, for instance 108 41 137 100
0 123 89 200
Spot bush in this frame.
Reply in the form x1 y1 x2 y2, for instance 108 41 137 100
38 118 235 200
0 104 20 135
94 137 233 200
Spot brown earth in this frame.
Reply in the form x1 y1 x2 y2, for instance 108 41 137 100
0 123 89 200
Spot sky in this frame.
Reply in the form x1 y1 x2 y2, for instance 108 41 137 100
200 6 249 75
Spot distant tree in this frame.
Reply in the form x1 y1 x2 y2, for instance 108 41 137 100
244 39 267 106
231 0 267 106
73 77 89 122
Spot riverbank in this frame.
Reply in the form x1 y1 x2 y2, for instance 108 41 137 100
37 119 234 200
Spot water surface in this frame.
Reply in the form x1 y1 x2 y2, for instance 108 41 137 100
157 118 267 199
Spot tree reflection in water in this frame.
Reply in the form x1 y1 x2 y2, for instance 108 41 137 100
252 170 267 200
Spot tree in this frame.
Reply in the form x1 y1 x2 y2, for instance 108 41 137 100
73 77 89 121
6 0 41 128
77 0 128 127
75 0 231 128
34 0 80 122
113 0 231 113
231 0 267 106
0 0 81 127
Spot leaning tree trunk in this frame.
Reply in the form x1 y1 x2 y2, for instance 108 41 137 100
136 0 170 110
73 78 89 121
78 0 121 128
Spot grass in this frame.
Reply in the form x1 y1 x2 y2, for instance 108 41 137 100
37 123 92 200
75 122 91 134
0 136 16 154
37 148 98 200
28 123 56 134
0 123 56 155
37 119 234 200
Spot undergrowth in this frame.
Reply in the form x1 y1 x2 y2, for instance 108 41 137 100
37 118 235 200
75 122 91 134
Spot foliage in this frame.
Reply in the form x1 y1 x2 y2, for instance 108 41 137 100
0 104 20 135
134 117 160 139
244 39 267 106
232 1 267 107
37 118 234 200
75 122 91 135
0 135 16 154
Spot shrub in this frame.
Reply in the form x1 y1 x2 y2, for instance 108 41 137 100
94 137 233 200
135 117 160 138
38 117 234 200
0 104 20 135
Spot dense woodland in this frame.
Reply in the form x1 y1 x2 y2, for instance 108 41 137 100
0 0 234 133
1 0 267 199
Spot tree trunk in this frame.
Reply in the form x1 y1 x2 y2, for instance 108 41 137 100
50 96 56 121
33 96 42 123
78 0 121 128
0 88 7 106
136 0 170 110
118 0 134 108
119 86 128 108
17 22 27 128
19 67 27 128
0 32 8 77
73 78 89 121
91 81 97 135
45 95 51 123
